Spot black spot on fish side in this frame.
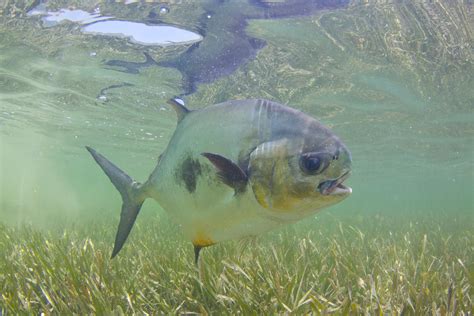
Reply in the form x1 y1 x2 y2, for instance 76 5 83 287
176 156 202 193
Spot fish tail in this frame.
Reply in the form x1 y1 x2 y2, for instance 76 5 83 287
86 146 148 258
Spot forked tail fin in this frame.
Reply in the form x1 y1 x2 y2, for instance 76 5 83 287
86 146 147 258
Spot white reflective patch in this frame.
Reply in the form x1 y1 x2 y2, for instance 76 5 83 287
82 21 203 46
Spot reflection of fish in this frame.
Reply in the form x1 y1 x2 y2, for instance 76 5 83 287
86 99 352 263
251 0 350 18
159 0 350 94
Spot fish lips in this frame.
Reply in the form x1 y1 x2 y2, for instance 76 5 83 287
318 171 352 196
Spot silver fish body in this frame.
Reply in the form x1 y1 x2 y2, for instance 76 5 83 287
87 99 352 260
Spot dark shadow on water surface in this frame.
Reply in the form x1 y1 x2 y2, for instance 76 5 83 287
104 0 350 95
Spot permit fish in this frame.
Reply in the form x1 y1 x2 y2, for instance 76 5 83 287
86 99 352 263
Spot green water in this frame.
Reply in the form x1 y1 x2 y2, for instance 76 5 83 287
1 2 472 226
0 1 473 313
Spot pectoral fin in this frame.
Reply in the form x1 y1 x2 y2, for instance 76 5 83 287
201 152 248 194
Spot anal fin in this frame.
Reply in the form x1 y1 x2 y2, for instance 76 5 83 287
194 245 202 266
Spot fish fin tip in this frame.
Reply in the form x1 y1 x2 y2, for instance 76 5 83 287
167 97 190 123
193 245 202 265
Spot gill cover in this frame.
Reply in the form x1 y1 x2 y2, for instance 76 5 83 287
248 139 308 211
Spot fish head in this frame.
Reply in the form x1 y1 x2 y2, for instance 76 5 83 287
249 126 352 218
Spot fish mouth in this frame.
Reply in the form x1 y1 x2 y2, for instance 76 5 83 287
318 171 352 196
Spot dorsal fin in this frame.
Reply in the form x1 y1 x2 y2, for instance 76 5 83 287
167 98 190 123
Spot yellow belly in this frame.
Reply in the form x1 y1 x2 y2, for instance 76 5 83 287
153 180 283 245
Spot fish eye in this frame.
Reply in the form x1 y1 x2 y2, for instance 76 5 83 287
299 153 328 175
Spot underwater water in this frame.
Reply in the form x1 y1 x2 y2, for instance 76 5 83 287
0 0 472 314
